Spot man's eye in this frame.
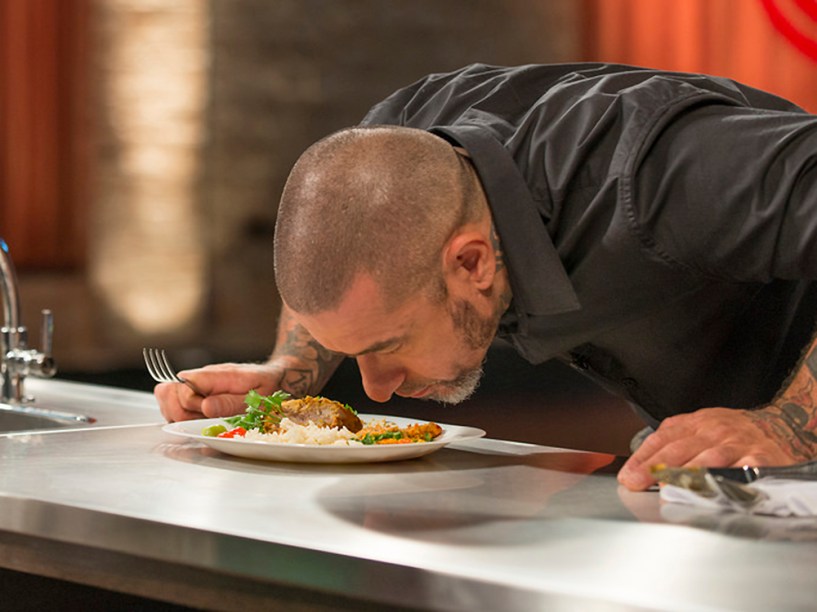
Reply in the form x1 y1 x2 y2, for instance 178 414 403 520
379 344 403 356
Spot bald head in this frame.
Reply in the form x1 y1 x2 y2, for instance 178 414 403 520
274 126 485 314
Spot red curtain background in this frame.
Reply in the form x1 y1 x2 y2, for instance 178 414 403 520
583 0 817 113
0 0 89 269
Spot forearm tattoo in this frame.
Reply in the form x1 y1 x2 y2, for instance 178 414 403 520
271 311 342 396
750 402 817 459
752 343 817 459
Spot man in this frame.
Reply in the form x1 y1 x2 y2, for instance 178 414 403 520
155 63 817 491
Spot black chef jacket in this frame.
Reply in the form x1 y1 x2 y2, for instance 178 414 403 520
360 63 817 427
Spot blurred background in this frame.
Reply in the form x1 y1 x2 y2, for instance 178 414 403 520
1 0 816 454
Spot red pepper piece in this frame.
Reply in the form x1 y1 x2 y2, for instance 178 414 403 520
217 426 247 439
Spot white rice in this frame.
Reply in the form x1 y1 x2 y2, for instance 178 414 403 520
240 417 362 446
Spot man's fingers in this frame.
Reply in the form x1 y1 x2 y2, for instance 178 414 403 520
732 450 792 467
179 365 276 397
155 382 204 422
154 362 287 423
617 460 655 491
683 445 746 469
200 394 250 418
617 417 707 490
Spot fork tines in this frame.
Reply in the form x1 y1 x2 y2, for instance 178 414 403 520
143 348 180 383
143 348 204 396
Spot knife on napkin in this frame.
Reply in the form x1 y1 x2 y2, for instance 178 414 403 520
652 459 817 487
653 462 817 517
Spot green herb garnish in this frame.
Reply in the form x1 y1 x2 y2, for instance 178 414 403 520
224 389 290 431
358 431 404 445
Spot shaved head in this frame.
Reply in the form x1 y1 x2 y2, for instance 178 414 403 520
274 126 484 314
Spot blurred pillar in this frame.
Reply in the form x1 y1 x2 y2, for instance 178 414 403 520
89 0 210 337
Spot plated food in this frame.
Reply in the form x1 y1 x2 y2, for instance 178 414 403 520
207 390 443 446
161 390 486 464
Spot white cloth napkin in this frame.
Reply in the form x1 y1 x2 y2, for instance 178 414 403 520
660 479 817 517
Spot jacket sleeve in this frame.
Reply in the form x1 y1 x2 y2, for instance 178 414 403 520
629 102 817 283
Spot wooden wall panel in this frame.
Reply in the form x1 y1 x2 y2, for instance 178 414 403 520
0 0 89 269
582 0 817 113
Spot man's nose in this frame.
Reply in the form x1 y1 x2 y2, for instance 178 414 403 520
356 354 405 403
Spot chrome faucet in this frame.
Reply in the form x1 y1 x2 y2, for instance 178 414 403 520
0 238 57 403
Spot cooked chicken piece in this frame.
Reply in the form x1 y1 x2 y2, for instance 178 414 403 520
279 396 363 432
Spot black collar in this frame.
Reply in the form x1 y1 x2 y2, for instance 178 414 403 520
431 125 580 318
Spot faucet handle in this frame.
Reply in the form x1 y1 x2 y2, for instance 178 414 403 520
36 309 56 377
41 309 53 357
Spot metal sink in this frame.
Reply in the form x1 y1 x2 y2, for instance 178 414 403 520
0 379 163 435
0 404 96 433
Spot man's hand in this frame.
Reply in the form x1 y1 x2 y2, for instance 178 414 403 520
154 362 288 422
156 305 346 423
617 406 811 491
621 331 817 491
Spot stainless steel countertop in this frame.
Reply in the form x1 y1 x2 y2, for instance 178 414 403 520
2 380 817 611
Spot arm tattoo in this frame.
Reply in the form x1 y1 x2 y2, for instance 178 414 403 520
277 323 340 393
750 403 817 459
270 309 342 396
755 341 817 459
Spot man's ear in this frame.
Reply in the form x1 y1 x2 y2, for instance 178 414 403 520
442 230 495 291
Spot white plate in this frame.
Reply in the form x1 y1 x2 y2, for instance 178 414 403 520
162 414 486 464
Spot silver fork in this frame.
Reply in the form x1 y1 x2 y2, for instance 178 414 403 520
142 348 204 395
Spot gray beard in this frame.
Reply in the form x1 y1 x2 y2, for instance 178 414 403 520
421 297 498 404
425 364 484 404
